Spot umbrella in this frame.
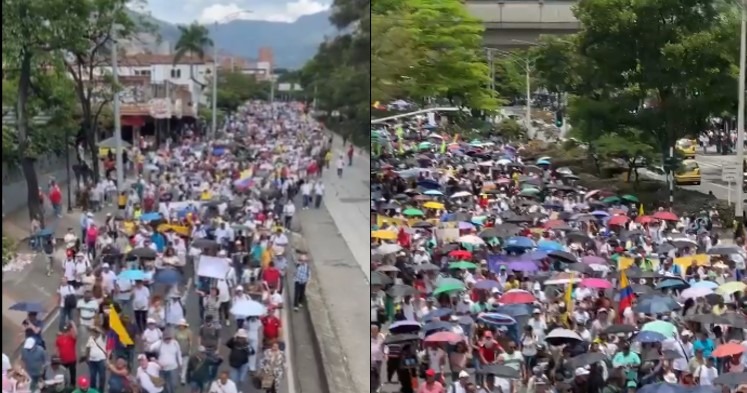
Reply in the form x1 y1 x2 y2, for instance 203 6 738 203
638 383 716 393
128 247 158 259
591 210 610 217
505 236 534 249
707 245 742 255
449 261 478 270
371 272 393 286
641 320 677 338
376 244 403 255
451 191 473 199
423 308 453 321
415 263 440 272
507 261 539 272
634 331 667 343
422 321 452 333
656 278 690 290
580 278 612 289
433 281 466 296
567 232 592 243
546 328 583 345
390 321 422 334
411 221 434 229
371 230 398 241
448 250 472 260
376 264 400 273
621 194 639 203
581 256 606 265
712 342 745 358
402 208 425 217
608 216 630 226
498 290 536 305
424 190 443 196
458 235 485 245
192 238 219 249
230 300 266 317
635 296 681 315
537 240 564 251
384 334 420 345
653 211 679 221
717 281 747 295
9 301 45 313
475 280 501 290
423 201 444 210
118 269 146 281
719 313 747 329
713 372 747 386
518 188 541 197
478 365 520 378
424 331 463 343
139 212 162 222
690 281 719 290
548 250 577 263
153 269 182 285
680 287 713 300
493 304 533 317
603 324 638 335
387 285 418 297
641 349 683 362
685 314 724 325
477 313 517 327
602 196 621 204
567 352 607 369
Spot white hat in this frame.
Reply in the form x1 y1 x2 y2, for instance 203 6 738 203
235 329 248 338
23 337 36 349
147 318 156 324
681 330 693 337
177 318 189 326
235 286 244 291
574 367 590 377
458 370 470 378
532 308 541 314
102 263 110 268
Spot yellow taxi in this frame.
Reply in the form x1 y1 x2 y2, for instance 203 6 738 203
675 138 696 158
674 159 701 185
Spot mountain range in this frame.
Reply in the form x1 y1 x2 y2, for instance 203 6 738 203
132 10 336 69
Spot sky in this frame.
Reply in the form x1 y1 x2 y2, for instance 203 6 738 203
140 0 331 24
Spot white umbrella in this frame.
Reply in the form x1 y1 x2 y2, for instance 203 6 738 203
451 191 472 199
426 134 444 139
544 277 582 286
679 287 713 300
230 300 266 317
377 243 402 255
546 328 583 344
477 161 494 167
496 158 512 165
458 235 485 245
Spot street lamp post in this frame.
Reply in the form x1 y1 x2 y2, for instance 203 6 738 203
735 0 746 220
112 25 125 191
65 128 73 213
493 49 534 138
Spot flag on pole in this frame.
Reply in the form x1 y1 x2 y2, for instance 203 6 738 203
109 306 134 346
564 273 574 312
618 270 635 322
440 140 446 154
638 204 645 216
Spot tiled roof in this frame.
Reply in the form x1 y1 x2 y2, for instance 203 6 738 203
118 54 213 66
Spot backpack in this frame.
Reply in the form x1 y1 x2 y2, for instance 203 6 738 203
63 287 77 310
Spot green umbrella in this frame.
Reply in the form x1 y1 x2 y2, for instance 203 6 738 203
433 281 466 296
519 188 541 197
418 142 433 150
621 194 639 203
402 208 425 217
602 196 621 204
641 320 677 337
449 261 478 270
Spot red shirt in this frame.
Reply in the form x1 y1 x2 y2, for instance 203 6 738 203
56 334 77 364
262 267 281 288
261 315 281 339
478 342 500 363
49 186 62 205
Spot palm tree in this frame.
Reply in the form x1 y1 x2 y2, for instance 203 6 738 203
173 23 213 89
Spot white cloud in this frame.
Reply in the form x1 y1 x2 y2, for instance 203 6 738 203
198 0 328 24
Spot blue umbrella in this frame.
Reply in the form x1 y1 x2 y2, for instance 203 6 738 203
140 212 162 222
543 202 563 210
153 269 182 285
417 179 440 190
423 308 452 321
10 301 45 313
424 190 443 196
422 321 451 333
537 159 551 165
118 269 146 281
390 320 422 334
691 281 718 290
590 210 610 217
656 278 690 290
634 296 681 315
475 280 501 290
634 330 667 343
537 240 563 252
493 304 533 317
505 236 534 249
478 313 517 327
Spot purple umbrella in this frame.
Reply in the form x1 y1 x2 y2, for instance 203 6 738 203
475 280 501 290
458 221 475 230
526 250 549 261
581 256 606 265
508 261 539 272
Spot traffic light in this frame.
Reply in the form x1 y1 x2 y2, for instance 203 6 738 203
555 111 563 127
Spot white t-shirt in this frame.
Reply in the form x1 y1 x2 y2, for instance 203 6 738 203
77 298 100 327
132 286 151 310
208 380 238 393
427 348 446 373
86 336 108 362
696 365 718 385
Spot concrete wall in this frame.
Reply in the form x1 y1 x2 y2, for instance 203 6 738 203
2 153 74 217
482 27 579 47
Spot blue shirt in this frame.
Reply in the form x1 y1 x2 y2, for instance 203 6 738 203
693 338 715 359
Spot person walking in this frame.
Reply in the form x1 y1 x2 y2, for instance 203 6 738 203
293 254 310 311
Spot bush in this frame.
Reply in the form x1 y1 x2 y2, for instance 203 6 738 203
2 236 17 266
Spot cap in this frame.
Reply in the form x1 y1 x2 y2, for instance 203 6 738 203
102 263 110 268
533 308 541 314
459 370 470 378
147 318 156 324
575 367 590 377
681 330 693 337
77 377 90 388
627 381 637 388
425 369 436 377
235 329 248 338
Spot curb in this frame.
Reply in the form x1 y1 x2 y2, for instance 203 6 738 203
290 224 354 393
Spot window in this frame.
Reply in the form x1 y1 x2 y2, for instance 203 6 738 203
170 69 181 78
134 69 151 76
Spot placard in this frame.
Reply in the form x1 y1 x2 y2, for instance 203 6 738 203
197 255 231 279
435 228 459 243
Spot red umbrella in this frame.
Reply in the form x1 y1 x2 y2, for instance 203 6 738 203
449 250 472 260
712 342 744 358
544 220 568 230
608 215 630 226
424 331 464 344
653 211 679 221
498 290 536 304
635 215 657 224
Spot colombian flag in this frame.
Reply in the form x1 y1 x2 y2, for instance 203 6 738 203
618 270 635 322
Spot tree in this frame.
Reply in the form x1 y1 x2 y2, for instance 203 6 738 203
529 35 580 95
3 0 82 221
594 132 655 183
495 118 527 141
371 14 418 102
174 23 214 90
215 72 271 111
61 0 136 181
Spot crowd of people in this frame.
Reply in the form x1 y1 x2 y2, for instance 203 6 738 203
3 102 331 393
370 125 747 393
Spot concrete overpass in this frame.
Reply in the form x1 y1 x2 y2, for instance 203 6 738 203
466 0 580 48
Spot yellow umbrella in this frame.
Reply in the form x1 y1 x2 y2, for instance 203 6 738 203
371 230 398 241
423 201 445 210
717 281 747 295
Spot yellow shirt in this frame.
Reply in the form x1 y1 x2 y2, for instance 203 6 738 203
504 280 520 291
201 191 212 200
261 249 272 269
712 304 726 316
133 209 142 219
117 194 127 207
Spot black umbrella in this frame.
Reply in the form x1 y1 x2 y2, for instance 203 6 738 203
384 334 420 345
603 324 638 335
707 245 742 255
720 313 747 329
685 314 723 325
655 243 675 254
567 352 607 369
705 293 724 306
192 238 219 249
387 285 417 297
548 250 577 263
566 232 591 243
128 247 157 259
478 365 520 378
411 221 434 229
479 228 500 239
713 372 747 386
641 349 682 362
371 272 393 286
415 263 440 272
566 263 594 274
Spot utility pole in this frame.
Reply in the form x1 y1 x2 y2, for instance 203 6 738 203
525 59 532 139
734 0 746 221
112 26 124 190
210 22 219 139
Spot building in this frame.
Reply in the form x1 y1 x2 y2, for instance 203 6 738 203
214 47 274 80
